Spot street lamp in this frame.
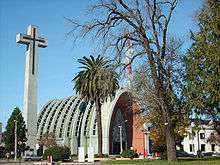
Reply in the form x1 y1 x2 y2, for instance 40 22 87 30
14 111 23 161
140 129 145 158
118 126 123 154
18 141 22 165
118 120 127 154
141 123 151 158
14 120 18 161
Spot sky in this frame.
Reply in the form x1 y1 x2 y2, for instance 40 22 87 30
0 0 203 131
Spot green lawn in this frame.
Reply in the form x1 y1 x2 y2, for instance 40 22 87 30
101 158 220 165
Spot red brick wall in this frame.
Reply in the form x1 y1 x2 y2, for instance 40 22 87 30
132 126 145 154
109 92 146 155
131 101 145 155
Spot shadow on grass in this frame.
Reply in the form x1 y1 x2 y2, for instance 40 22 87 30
101 157 220 165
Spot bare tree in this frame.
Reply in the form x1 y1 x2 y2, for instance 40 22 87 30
67 0 181 161
130 43 189 157
38 133 57 148
207 132 220 145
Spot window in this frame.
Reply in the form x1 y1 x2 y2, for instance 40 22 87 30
59 132 62 138
75 111 83 136
84 102 93 136
211 144 215 152
180 145 184 151
189 133 194 140
201 144 205 152
190 144 194 152
93 119 97 135
200 133 205 139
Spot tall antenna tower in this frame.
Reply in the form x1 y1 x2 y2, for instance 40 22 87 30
124 35 133 88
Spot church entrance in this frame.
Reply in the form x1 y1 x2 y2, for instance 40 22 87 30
110 108 128 154
113 142 126 154
109 92 133 155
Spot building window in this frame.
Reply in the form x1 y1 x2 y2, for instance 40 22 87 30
59 132 62 138
93 119 97 135
189 133 194 140
211 144 215 152
180 145 184 151
200 133 205 139
201 144 205 152
190 144 194 152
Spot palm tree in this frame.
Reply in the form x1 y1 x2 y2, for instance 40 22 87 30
73 55 119 156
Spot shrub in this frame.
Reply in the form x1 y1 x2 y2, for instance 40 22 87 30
0 146 5 158
121 149 138 159
70 154 77 161
152 143 167 160
43 146 70 162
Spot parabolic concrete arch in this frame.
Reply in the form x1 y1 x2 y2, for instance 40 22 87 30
37 89 142 155
101 88 134 154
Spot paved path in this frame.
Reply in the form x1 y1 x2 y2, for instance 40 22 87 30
0 159 33 165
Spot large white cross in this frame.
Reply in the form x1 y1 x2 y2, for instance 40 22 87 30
16 25 47 74
16 25 47 151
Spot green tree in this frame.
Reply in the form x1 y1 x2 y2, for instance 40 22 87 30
43 146 70 161
0 146 6 158
73 55 119 156
186 0 220 136
4 107 27 153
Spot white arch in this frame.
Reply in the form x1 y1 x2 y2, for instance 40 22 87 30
37 88 131 155
102 88 131 154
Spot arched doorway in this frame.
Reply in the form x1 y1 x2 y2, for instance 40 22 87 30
109 92 133 154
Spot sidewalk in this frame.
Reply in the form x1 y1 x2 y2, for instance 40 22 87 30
0 159 33 165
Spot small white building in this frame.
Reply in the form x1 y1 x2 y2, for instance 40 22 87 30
181 120 220 155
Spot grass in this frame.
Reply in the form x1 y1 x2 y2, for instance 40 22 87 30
101 158 220 165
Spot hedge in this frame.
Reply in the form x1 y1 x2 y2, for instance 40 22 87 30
43 146 70 161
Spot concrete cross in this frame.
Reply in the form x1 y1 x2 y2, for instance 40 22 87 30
16 25 48 74
16 25 47 151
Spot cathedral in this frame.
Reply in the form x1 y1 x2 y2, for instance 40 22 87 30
37 89 146 155
16 25 149 156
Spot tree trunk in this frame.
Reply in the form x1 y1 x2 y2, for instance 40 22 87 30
166 118 177 161
95 100 103 157
143 35 177 161
159 83 177 161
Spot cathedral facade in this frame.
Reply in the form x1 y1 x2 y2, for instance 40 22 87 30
37 89 145 155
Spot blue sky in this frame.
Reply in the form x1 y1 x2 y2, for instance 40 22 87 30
0 0 203 130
